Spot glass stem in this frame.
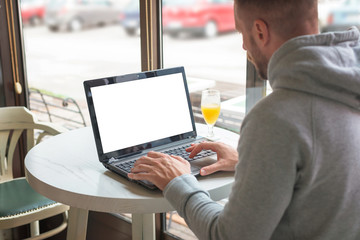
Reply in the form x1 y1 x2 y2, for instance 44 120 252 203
207 124 214 138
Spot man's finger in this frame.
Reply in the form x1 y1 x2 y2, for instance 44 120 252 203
147 151 165 158
134 156 154 166
185 143 197 152
131 163 154 173
200 162 223 176
128 172 150 180
189 142 219 158
171 155 185 162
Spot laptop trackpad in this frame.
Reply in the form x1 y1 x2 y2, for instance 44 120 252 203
190 155 217 175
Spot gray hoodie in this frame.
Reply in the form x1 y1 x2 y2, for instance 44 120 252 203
164 27 360 240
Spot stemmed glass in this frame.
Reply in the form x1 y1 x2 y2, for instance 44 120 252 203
201 89 221 139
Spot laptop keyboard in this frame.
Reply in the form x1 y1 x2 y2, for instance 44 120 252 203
162 144 215 161
115 144 216 173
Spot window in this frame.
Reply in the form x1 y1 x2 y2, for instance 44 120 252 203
21 0 140 128
19 0 141 236
162 0 247 135
161 0 247 237
318 0 360 32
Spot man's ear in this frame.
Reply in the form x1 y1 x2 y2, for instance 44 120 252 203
252 19 270 47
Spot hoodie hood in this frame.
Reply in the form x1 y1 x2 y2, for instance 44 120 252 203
268 27 360 110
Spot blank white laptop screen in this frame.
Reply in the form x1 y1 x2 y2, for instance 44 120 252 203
90 72 193 154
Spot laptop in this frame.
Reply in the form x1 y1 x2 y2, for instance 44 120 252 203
84 66 217 189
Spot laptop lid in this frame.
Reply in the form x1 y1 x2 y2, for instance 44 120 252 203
84 66 197 163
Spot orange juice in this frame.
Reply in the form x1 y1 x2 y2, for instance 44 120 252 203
201 104 220 125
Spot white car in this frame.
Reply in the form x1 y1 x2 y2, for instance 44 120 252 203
45 0 121 32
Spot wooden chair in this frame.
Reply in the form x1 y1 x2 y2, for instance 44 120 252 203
0 106 70 239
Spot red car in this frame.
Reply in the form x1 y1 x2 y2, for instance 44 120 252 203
162 0 235 38
21 0 45 26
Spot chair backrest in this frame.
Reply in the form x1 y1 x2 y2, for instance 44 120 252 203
0 107 66 182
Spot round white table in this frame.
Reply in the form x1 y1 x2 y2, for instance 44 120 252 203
25 124 239 240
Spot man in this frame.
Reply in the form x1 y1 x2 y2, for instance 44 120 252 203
129 0 360 239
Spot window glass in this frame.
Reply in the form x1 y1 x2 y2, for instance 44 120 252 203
162 0 246 237
162 0 246 134
20 0 139 129
163 0 197 6
318 0 360 32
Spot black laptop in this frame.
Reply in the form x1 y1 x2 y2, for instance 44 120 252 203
84 66 217 189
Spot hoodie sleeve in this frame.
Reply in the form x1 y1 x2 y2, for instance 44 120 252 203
164 94 310 240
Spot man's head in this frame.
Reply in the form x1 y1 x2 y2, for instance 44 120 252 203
234 0 319 79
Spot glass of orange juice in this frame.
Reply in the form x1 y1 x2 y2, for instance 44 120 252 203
201 89 221 138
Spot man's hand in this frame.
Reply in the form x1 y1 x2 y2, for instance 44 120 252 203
186 142 238 176
128 151 191 190
128 142 237 190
